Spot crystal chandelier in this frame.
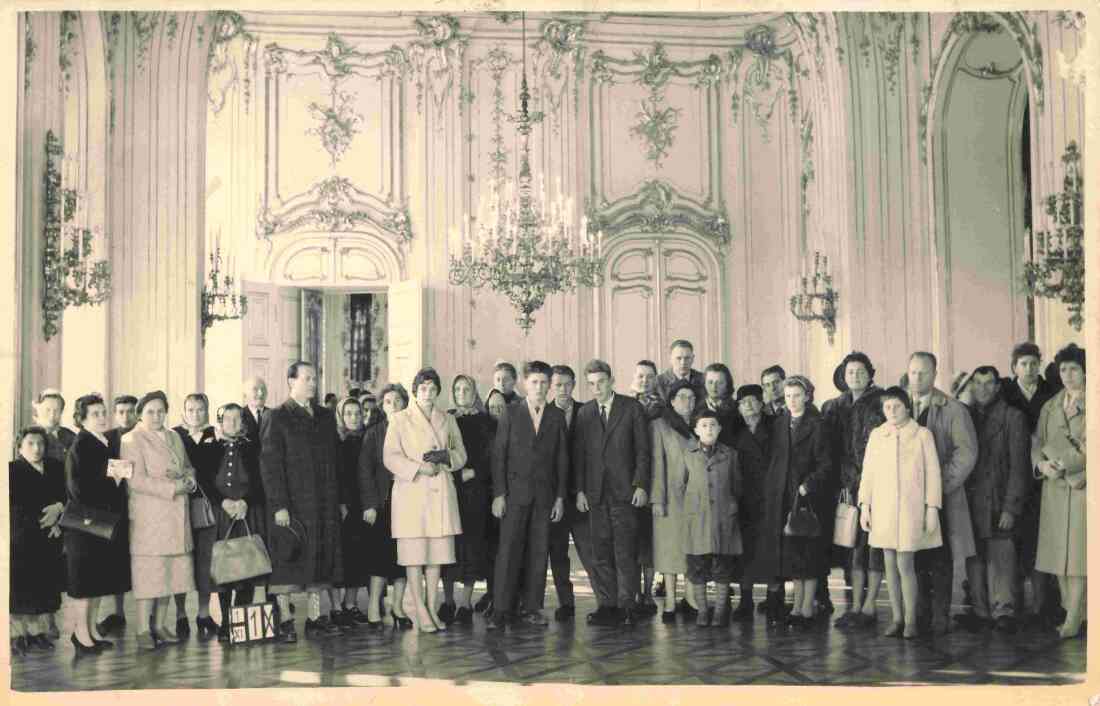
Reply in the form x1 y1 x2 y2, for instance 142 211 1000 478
448 12 605 334
789 250 839 344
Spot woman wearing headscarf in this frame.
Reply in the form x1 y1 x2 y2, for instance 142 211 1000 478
9 426 66 656
1034 344 1087 639
172 393 221 640
65 394 131 653
383 367 468 633
440 374 495 625
122 390 197 649
757 375 833 629
358 383 411 628
476 387 509 616
649 378 696 621
332 396 370 627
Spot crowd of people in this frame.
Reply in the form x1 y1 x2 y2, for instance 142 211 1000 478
9 337 1087 658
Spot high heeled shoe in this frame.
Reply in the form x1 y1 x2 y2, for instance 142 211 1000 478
71 633 102 655
390 611 413 630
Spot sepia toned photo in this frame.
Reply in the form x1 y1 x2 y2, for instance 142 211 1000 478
4 4 1093 695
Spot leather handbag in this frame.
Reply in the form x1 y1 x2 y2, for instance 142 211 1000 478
783 493 821 538
211 520 273 585
833 489 860 548
190 486 217 530
59 501 120 542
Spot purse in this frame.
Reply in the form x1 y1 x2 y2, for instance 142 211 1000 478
211 520 273 585
783 493 821 538
833 489 859 548
190 486 217 530
59 501 121 541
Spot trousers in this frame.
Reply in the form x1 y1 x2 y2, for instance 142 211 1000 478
549 497 596 607
966 537 1017 618
493 501 553 615
915 508 954 630
588 501 639 610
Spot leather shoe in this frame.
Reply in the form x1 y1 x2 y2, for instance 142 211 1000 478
437 602 456 625
554 604 575 622
96 614 126 637
522 611 548 626
587 607 619 626
27 634 54 651
277 620 298 644
474 593 493 613
661 610 677 623
305 617 342 637
454 607 474 625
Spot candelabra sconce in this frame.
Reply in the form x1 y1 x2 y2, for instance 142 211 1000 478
789 250 839 345
200 240 248 345
1022 141 1084 331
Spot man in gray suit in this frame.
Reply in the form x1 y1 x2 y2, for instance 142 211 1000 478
907 351 979 635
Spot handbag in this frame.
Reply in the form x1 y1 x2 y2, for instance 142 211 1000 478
783 492 821 538
211 520 273 585
833 489 859 548
59 501 121 541
190 486 217 530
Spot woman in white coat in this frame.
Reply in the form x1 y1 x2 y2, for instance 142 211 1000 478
383 367 468 633
859 386 942 640
121 391 197 649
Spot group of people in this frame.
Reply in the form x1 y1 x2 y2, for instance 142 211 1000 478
8 336 1087 657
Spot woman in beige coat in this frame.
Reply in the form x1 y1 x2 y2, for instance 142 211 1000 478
383 367 468 633
859 387 942 639
121 391 197 649
650 379 696 620
1034 344 1087 639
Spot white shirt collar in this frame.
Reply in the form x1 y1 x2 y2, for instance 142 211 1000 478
597 395 614 415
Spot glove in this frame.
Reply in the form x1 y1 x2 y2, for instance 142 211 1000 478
422 449 451 466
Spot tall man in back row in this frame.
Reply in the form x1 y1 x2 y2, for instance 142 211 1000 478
574 359 652 626
656 339 706 403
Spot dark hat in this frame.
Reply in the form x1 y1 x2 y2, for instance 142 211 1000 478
833 363 847 393
667 378 699 402
269 520 305 563
735 384 764 404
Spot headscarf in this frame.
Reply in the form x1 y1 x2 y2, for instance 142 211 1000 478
335 396 364 440
484 388 508 421
450 374 486 417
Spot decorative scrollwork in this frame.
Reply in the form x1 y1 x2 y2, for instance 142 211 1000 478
307 90 364 167
587 179 730 250
726 23 805 143
257 176 412 246
405 14 469 119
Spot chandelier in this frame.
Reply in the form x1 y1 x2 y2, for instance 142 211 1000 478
200 232 248 345
448 12 605 333
1023 141 1084 330
789 250 839 344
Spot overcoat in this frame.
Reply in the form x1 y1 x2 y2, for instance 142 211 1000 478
965 398 1030 540
755 409 832 579
859 419 944 552
259 399 344 586
1034 390 1087 577
731 419 771 576
121 424 195 557
10 457 66 615
383 403 468 539
64 429 131 598
920 388 978 560
681 440 743 556
649 414 693 573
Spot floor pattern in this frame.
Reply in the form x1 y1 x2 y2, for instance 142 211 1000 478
10 574 1086 690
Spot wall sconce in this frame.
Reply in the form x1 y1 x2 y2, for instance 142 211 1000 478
789 250 838 345
200 237 248 345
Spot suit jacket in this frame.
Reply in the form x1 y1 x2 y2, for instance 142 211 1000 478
242 406 268 448
554 399 583 496
121 424 195 557
656 368 706 403
572 393 652 505
1001 376 1058 434
492 401 569 507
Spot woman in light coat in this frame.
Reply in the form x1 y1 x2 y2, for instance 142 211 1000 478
121 390 197 649
650 378 696 620
1034 344 1087 639
859 386 942 639
383 367 468 633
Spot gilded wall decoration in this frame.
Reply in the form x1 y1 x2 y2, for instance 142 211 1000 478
59 11 78 93
133 12 159 72
257 176 412 246
404 14 469 121
533 18 587 134
207 11 258 115
800 110 815 220
586 179 730 251
307 91 364 167
726 24 806 143
857 13 922 93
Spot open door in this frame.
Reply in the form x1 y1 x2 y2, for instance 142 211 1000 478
387 279 424 392
242 282 302 408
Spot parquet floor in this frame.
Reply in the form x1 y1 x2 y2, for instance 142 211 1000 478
10 569 1086 691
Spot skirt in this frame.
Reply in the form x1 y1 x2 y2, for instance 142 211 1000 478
338 514 372 587
397 536 455 567
636 507 654 569
444 482 490 583
65 518 132 598
132 553 196 600
362 504 404 580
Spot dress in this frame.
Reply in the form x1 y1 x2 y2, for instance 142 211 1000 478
10 458 66 615
337 431 370 587
64 429 132 598
174 425 222 594
445 410 494 583
649 412 692 574
357 418 403 580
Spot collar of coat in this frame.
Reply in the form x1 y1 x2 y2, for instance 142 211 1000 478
877 418 921 439
686 438 731 462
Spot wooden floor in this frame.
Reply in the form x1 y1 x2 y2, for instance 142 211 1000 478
11 571 1086 690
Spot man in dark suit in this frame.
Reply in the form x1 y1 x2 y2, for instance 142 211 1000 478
574 359 652 625
655 339 706 402
487 361 569 630
546 364 596 621
760 365 788 416
242 375 269 445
